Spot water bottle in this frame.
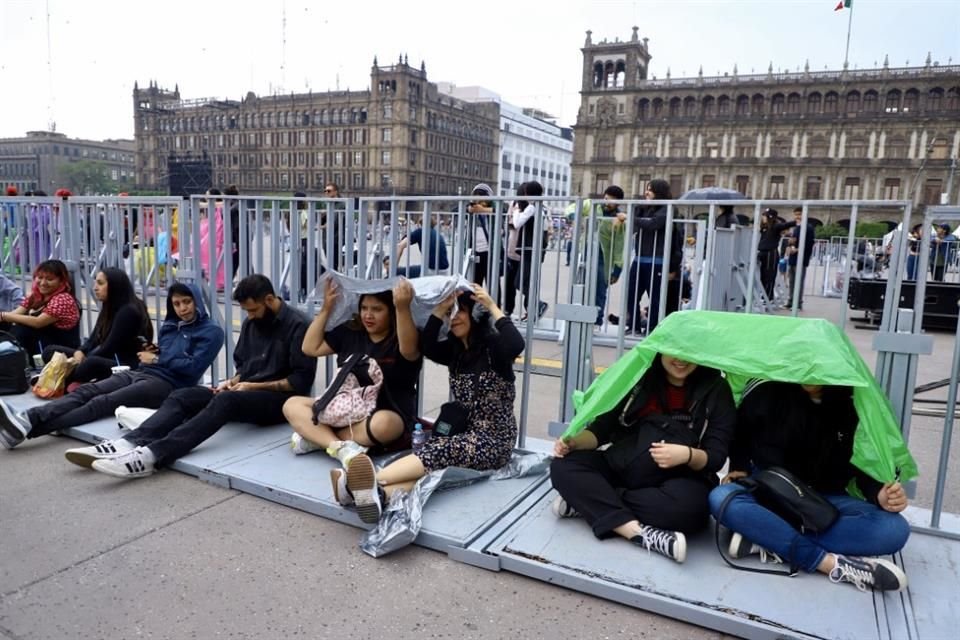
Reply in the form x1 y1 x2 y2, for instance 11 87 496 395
411 422 429 455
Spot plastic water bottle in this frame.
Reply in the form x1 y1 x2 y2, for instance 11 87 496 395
411 422 429 455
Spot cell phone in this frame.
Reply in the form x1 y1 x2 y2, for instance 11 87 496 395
137 335 149 347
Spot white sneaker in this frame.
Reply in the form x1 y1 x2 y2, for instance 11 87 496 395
290 432 323 455
65 439 136 468
346 454 381 524
327 440 368 467
329 468 354 506
550 495 581 518
91 446 157 479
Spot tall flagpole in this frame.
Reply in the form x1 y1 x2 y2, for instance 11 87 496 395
843 2 854 68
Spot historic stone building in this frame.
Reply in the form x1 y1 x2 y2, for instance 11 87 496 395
133 57 500 198
0 131 135 194
573 28 960 223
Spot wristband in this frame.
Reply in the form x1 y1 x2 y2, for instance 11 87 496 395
686 446 694 465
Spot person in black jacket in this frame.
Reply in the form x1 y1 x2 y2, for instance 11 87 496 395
756 209 793 301
336 284 525 523
783 207 816 309
549 355 736 563
625 179 683 334
709 381 910 591
65 275 315 478
41 267 152 385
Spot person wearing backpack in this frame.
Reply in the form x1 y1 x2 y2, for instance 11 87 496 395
282 277 422 466
548 353 736 564
708 381 910 591
0 282 222 450
333 284 525 524
62 275 315 477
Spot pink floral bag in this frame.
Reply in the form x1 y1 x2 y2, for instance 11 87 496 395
311 353 383 428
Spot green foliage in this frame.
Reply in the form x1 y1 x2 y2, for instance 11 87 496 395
816 222 846 239
854 222 887 239
59 160 130 195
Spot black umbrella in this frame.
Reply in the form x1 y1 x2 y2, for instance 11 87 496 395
679 187 746 201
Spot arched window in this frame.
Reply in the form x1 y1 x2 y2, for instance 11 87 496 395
683 96 697 116
927 88 943 111
885 89 901 112
886 136 908 158
807 92 822 114
669 97 682 117
702 96 715 117
736 95 749 115
863 90 878 112
903 89 919 112
787 93 801 114
845 136 867 158
614 60 626 88
845 91 860 114
652 98 664 117
593 62 604 88
824 92 838 114
752 94 765 114
637 98 650 120
771 93 785 115
604 61 615 88
946 87 960 110
717 95 730 114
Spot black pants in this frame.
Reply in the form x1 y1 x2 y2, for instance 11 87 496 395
550 449 712 537
42 345 119 384
757 250 778 300
26 371 174 437
503 252 542 315
472 251 489 286
11 324 80 358
122 386 291 466
931 264 946 281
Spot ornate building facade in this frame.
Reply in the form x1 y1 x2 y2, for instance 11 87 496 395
573 28 960 223
133 57 499 197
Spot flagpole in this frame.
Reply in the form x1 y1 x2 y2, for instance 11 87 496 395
843 2 854 68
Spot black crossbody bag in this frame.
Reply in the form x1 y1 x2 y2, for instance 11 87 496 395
715 466 839 576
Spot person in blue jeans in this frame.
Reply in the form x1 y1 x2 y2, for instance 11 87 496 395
388 215 449 278
709 381 910 592
594 185 625 326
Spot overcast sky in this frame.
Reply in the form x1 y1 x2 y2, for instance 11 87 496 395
1 0 958 141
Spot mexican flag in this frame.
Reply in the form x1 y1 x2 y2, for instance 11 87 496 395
835 0 852 10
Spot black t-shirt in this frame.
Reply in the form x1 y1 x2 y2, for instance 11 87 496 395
324 324 422 424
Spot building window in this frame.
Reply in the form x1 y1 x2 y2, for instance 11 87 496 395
787 93 801 114
594 173 610 196
670 143 686 158
928 88 943 111
843 177 861 199
669 174 683 198
769 175 786 198
382 103 392 119
824 92 838 114
885 90 901 113
923 179 943 205
701 96 714 118
808 138 828 158
717 96 730 115
381 150 391 165
903 89 919 112
886 138 908 159
771 94 785 114
845 91 860 114
702 174 716 188
669 98 681 117
382 128 392 143
736 143 754 158
735 175 749 196
846 139 866 158
772 139 791 158
807 93 822 114
352 172 363 189
353 151 363 166
381 173 391 188
735 95 749 115
334 151 344 166
883 178 901 199
805 176 822 199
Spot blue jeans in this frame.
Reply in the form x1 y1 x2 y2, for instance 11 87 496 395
595 250 622 324
709 483 910 573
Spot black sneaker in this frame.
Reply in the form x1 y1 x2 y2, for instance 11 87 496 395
631 525 686 563
828 555 907 592
728 532 783 564
607 313 620 325
537 301 549 320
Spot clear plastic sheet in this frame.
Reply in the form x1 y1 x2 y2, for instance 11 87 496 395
359 452 550 558
316 272 474 329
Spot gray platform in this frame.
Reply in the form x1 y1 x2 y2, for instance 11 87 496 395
9 391 959 639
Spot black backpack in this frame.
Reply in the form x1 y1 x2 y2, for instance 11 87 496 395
0 330 30 395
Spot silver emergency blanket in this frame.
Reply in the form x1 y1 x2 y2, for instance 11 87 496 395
317 272 473 329
359 452 551 558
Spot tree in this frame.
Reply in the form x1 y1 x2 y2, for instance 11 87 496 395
59 160 130 195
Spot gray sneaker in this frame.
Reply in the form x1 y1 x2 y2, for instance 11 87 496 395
829 555 907 592
0 401 31 449
346 454 381 524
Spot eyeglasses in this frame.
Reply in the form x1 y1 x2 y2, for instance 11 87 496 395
323 188 335 194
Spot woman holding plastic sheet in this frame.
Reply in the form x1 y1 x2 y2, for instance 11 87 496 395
549 354 736 564
41 267 153 386
1 259 80 357
282 277 422 471
332 284 525 524
708 381 911 592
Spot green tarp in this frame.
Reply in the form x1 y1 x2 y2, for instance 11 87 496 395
563 310 917 483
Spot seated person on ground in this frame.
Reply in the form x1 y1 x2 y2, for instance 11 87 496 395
709 381 910 592
0 259 80 357
42 267 153 385
335 284 525 524
550 353 735 563
65 275 316 478
282 277 421 465
0 282 223 449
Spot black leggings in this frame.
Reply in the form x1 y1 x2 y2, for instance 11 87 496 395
550 449 713 536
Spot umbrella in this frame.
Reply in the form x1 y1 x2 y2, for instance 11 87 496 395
679 187 746 201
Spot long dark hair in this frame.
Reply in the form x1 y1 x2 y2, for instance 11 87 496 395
347 290 397 342
647 179 672 200
93 268 153 344
24 259 74 310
